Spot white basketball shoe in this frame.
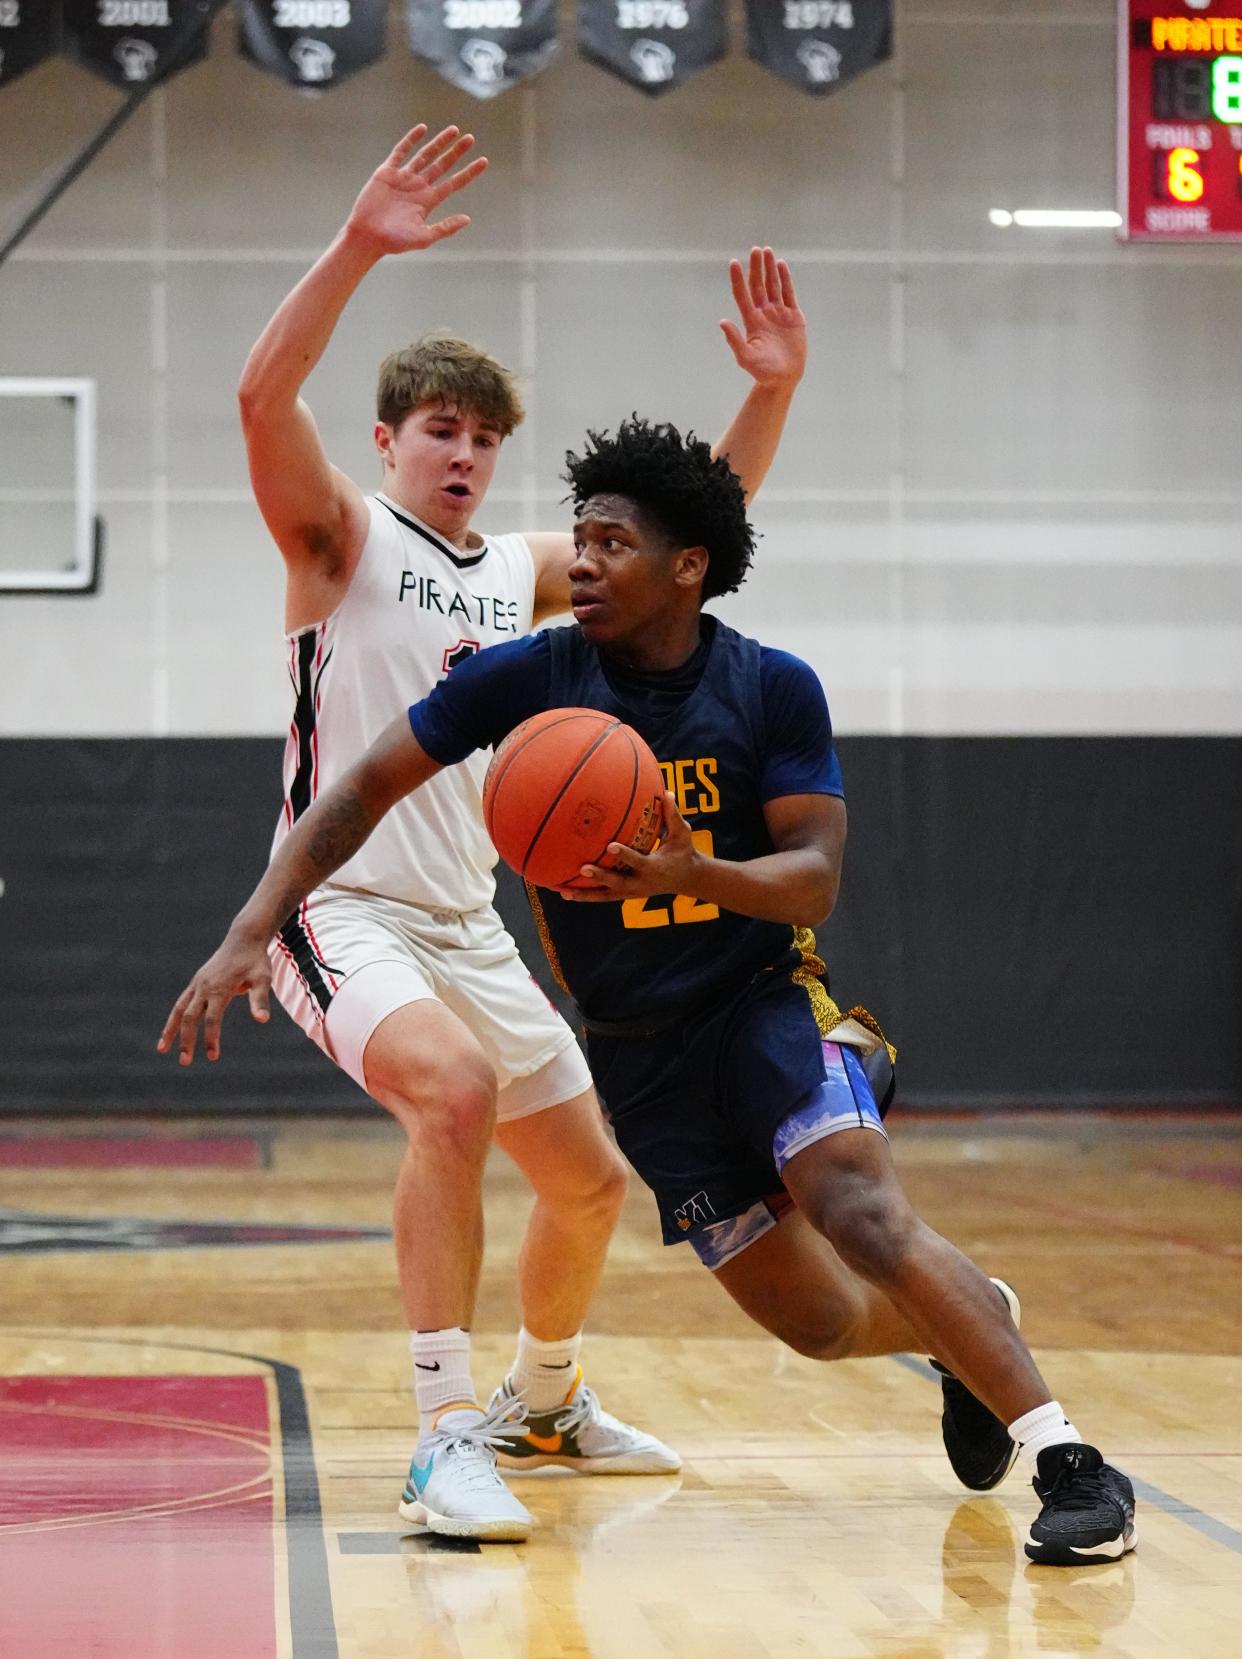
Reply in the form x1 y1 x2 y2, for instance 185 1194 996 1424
491 1367 682 1475
399 1397 534 1541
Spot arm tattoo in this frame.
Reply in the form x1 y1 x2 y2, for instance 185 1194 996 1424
306 788 372 872
268 787 373 923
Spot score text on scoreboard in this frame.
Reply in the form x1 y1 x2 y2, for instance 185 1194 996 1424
1121 1 1242 241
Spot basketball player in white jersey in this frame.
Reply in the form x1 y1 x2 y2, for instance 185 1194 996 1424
161 123 808 1540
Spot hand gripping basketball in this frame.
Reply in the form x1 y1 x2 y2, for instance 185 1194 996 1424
482 709 665 890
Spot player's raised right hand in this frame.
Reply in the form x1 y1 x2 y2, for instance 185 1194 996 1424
720 247 807 391
158 932 272 1066
344 124 489 258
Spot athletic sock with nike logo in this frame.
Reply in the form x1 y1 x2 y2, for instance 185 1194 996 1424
410 1326 477 1431
508 1325 584 1412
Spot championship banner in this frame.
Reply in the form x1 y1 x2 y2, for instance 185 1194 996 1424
62 0 215 89
405 0 558 100
0 2 60 89
239 0 387 90
577 0 726 96
746 0 891 96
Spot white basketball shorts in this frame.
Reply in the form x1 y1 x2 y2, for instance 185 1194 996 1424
268 886 590 1121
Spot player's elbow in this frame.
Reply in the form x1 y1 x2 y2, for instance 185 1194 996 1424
354 756 410 825
806 861 841 926
806 891 837 929
237 375 273 431
237 356 288 430
237 387 267 446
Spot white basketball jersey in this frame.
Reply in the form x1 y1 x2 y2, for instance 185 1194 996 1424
272 493 537 911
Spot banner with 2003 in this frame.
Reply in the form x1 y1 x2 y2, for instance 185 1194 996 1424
239 0 388 90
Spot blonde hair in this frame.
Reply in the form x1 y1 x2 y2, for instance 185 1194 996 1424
376 332 524 435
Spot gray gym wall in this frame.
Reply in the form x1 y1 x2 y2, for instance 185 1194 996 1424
3 0 1239 737
1 0 1240 1111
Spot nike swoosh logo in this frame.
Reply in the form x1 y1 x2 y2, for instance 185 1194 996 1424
542 1360 575 1369
409 1457 434 1489
525 1430 563 1453
414 1361 441 1371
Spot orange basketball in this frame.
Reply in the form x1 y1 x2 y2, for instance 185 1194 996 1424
483 708 665 889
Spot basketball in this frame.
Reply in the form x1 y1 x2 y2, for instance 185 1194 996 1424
483 708 665 889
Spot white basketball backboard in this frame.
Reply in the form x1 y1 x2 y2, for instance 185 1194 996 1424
0 377 100 593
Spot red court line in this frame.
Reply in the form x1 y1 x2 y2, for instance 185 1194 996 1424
0 1375 277 1658
1177 1164 1242 1190
0 1136 263 1170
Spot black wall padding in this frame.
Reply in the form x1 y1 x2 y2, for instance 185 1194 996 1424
1 737 1238 1113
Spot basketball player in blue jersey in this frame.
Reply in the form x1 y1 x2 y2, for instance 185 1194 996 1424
164 418 1137 1566
160 125 812 1540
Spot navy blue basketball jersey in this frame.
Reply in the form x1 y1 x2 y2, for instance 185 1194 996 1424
409 617 843 1027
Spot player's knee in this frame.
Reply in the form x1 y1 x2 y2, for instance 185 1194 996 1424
373 1051 498 1159
547 1142 628 1219
595 1147 629 1218
430 1073 498 1162
808 1183 917 1286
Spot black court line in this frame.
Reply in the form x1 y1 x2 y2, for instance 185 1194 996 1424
264 1353 341 1659
890 1352 938 1382
888 1352 1242 1558
1127 1475 1242 1556
338 1530 481 1555
0 1209 391 1255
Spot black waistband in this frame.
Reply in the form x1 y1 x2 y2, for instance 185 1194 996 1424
576 946 805 1039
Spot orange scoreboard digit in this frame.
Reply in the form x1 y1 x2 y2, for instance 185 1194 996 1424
1120 1 1242 240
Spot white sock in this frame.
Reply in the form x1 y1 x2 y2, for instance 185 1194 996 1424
410 1328 477 1439
1009 1400 1083 1473
508 1327 583 1412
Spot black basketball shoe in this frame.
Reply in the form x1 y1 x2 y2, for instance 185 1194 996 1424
931 1276 1021 1491
1025 1443 1137 1564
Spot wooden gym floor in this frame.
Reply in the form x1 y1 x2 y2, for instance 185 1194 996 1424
0 1110 1239 1658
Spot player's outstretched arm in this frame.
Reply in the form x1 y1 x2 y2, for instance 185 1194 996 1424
158 717 442 1066
711 246 807 503
239 125 489 589
527 248 804 621
562 790 845 926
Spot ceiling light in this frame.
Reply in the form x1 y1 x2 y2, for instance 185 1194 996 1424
989 209 1123 229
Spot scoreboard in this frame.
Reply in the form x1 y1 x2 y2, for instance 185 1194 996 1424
1120 1 1242 241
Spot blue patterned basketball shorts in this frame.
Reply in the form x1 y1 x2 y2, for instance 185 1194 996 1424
587 968 892 1271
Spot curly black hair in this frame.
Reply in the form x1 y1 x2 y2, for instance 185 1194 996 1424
563 416 755 600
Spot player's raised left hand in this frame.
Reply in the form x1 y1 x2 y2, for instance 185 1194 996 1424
344 124 489 259
561 793 703 902
720 247 807 390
